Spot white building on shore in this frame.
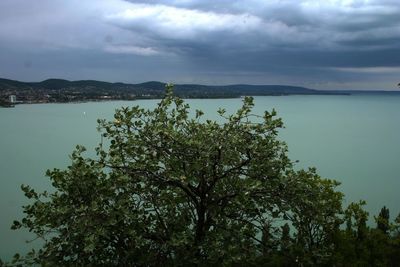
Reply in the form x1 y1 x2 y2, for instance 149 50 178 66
9 95 16 103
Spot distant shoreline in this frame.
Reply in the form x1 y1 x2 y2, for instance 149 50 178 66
3 91 400 108
0 77 348 106
0 93 350 108
2 77 400 108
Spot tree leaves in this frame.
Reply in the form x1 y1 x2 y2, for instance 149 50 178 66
6 85 399 266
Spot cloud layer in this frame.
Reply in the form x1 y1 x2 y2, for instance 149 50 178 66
0 0 399 89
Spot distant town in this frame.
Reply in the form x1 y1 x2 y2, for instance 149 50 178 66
0 78 164 107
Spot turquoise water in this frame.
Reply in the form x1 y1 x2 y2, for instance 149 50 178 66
1 95 400 259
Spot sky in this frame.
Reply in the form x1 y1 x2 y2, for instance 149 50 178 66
0 0 399 90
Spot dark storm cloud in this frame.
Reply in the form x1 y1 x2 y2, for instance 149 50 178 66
0 0 399 89
116 0 400 51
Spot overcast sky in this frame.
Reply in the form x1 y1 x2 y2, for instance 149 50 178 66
0 0 399 90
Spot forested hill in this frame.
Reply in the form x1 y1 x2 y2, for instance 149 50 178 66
0 78 345 103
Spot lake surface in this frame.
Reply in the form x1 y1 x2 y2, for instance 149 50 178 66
1 95 400 260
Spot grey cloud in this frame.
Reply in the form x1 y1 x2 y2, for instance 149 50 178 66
107 0 400 53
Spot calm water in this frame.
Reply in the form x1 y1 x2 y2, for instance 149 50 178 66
1 95 400 259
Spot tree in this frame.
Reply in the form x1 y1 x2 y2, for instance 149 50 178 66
284 169 343 265
389 213 400 265
8 85 344 266
376 206 390 234
342 201 370 265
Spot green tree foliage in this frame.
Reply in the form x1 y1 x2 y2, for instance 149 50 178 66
377 206 390 234
4 85 400 266
331 202 400 267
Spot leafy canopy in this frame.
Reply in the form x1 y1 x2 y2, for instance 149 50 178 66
8 85 347 266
